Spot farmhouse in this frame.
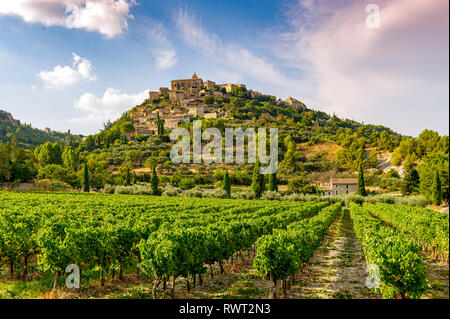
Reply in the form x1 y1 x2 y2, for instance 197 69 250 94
319 178 358 196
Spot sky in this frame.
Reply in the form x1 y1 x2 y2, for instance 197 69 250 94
0 0 448 137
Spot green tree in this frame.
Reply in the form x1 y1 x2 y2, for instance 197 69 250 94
357 163 366 196
157 113 165 136
367 151 378 168
120 122 135 135
432 170 443 206
34 142 62 167
223 170 231 198
251 159 265 198
204 96 214 105
83 162 90 192
125 168 131 186
268 172 278 192
127 150 143 167
280 140 295 173
0 142 11 182
151 166 159 195
62 147 78 171
418 154 449 204
401 165 420 195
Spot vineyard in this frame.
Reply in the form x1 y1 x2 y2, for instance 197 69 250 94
0 192 448 299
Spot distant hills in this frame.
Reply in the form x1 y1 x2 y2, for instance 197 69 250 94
0 110 83 148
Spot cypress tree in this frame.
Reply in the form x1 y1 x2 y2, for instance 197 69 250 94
268 172 278 192
223 170 231 198
125 168 131 186
157 113 164 136
83 162 90 192
432 170 442 205
251 159 265 198
151 166 159 196
133 172 137 184
356 163 366 196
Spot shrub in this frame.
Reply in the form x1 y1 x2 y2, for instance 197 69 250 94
179 177 196 190
395 195 428 207
182 187 203 198
114 185 133 195
33 179 71 191
103 184 116 194
131 185 153 195
203 188 228 199
231 190 255 200
161 184 182 197
343 194 365 206
261 191 282 201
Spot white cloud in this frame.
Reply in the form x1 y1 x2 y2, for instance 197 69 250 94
37 52 96 89
174 8 288 86
274 0 449 136
0 0 135 38
146 22 178 70
69 87 148 128
152 49 177 70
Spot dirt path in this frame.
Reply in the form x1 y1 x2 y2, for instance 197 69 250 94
290 210 374 299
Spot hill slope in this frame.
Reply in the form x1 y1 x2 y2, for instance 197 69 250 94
0 110 83 147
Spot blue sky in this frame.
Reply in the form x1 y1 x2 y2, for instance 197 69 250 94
0 0 448 136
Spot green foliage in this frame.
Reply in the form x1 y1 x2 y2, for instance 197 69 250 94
62 147 79 171
120 122 135 134
125 168 131 186
350 203 428 299
432 170 443 206
367 151 378 168
83 162 90 192
418 154 449 204
363 203 448 261
254 203 340 297
179 177 196 190
401 166 420 196
0 110 81 148
34 142 62 167
151 166 159 196
0 142 11 182
287 175 317 194
251 160 265 198
357 163 366 196
268 172 278 192
203 96 214 105
222 170 231 198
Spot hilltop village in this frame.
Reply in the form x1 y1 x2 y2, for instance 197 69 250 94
130 73 306 135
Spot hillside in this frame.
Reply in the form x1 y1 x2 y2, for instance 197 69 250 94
1 75 447 199
0 110 83 148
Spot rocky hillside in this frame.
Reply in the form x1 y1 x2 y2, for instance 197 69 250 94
0 110 83 147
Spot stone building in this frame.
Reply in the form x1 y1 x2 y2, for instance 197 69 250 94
205 80 216 91
171 73 203 91
148 91 159 100
188 106 204 117
169 91 185 102
204 112 218 119
285 97 306 110
319 178 358 196
220 83 247 93
159 87 170 95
